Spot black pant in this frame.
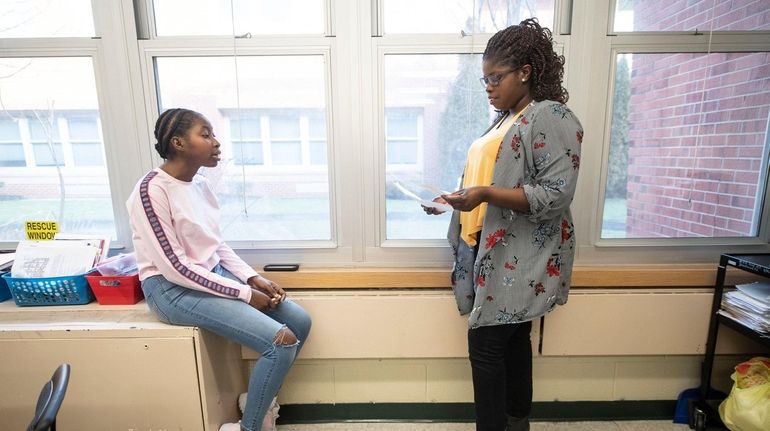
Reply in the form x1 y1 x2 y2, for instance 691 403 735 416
468 320 533 431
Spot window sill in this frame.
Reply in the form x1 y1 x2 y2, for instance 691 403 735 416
261 264 758 289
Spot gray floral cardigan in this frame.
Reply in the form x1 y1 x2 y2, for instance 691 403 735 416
448 100 583 329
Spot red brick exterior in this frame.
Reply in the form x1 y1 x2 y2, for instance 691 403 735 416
623 1 769 237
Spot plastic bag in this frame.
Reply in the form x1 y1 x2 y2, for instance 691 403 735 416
718 356 770 431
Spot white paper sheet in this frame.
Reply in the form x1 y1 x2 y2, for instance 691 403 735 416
392 181 454 213
736 281 770 304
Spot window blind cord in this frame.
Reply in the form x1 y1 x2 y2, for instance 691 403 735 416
686 0 717 208
230 0 249 217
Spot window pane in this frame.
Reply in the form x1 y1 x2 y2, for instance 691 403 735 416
309 116 327 165
384 0 555 34
153 0 324 36
0 118 20 139
232 141 263 165
155 55 331 241
602 52 770 239
0 143 25 167
384 54 492 240
271 141 302 165
613 0 770 32
68 118 99 140
231 118 261 140
32 143 63 166
29 119 60 141
0 0 94 38
271 116 300 140
310 140 326 165
0 57 116 241
71 142 104 166
387 139 418 164
387 114 419 138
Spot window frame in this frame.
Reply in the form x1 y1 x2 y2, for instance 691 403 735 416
3 0 768 267
0 0 145 251
573 3 770 264
133 1 349 261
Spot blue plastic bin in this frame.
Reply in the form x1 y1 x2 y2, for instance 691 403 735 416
0 271 10 302
1 272 95 306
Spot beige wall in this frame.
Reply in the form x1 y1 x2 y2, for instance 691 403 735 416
243 288 765 404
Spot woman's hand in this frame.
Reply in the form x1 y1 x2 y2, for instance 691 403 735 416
422 196 449 215
248 289 277 311
247 275 286 304
442 187 488 212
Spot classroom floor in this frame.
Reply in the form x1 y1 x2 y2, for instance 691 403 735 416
277 421 691 430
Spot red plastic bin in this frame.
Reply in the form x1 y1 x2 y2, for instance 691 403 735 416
85 273 143 305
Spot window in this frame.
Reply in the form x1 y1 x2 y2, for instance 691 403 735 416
150 22 332 243
378 0 557 243
153 0 324 36
0 56 117 241
308 116 327 165
383 0 555 34
0 119 25 167
600 1 770 242
4 1 766 265
230 118 263 166
0 0 94 38
612 0 770 32
0 0 126 249
385 109 421 165
29 117 63 167
269 115 303 166
68 117 104 167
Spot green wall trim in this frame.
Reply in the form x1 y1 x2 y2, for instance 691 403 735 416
277 401 677 424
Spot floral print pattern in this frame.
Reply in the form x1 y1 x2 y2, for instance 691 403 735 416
447 100 583 329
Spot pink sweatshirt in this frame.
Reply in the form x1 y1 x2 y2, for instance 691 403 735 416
126 168 255 302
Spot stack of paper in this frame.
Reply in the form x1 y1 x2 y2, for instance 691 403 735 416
11 240 100 278
719 282 770 334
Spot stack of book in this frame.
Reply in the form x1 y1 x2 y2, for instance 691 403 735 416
720 282 770 334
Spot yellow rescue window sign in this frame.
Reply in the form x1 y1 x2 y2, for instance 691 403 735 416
25 221 59 240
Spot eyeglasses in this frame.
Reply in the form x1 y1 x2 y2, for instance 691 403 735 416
479 69 515 88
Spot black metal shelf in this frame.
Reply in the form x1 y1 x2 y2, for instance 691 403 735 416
689 253 770 430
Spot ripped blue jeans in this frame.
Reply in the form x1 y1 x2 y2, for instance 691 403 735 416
141 265 311 431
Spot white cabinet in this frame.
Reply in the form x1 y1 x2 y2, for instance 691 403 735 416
0 302 246 430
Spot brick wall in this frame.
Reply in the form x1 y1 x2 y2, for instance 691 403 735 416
622 1 769 237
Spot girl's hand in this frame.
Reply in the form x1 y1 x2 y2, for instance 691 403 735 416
248 289 277 311
442 187 487 212
422 196 449 215
247 275 286 303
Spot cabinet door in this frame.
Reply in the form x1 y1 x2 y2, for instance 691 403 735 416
0 337 204 430
542 292 766 355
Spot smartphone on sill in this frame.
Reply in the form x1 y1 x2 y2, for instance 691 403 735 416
263 264 300 272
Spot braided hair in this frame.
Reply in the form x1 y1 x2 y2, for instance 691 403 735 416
153 108 204 159
483 18 568 104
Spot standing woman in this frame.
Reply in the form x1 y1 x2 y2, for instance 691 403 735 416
425 19 583 431
127 108 311 431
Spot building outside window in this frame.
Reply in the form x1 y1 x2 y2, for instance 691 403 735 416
602 0 770 240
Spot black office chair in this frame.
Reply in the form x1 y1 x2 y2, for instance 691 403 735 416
27 363 71 431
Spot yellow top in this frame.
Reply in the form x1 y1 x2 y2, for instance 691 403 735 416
459 111 518 247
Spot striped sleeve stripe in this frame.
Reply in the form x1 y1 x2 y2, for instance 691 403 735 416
139 171 240 298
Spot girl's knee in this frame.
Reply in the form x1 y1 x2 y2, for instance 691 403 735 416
273 327 298 346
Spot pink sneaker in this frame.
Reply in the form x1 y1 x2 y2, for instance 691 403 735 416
218 422 242 431
237 394 280 431
261 398 280 431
